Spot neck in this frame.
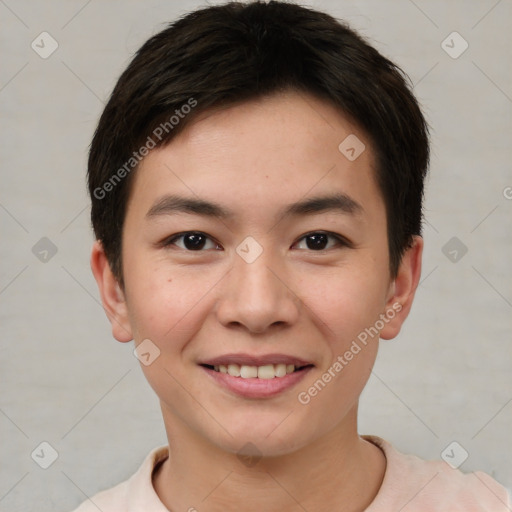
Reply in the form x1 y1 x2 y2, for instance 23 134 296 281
153 405 386 512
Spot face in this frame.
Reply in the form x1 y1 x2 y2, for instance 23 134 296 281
93 91 421 457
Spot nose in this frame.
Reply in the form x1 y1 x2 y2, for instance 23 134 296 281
214 247 301 334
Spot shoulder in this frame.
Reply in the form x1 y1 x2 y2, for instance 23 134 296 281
70 479 129 512
68 445 169 512
364 435 511 512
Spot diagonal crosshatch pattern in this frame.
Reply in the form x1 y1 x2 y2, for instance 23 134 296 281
0 0 510 510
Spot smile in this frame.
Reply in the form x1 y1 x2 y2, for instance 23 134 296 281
205 363 310 379
199 354 314 398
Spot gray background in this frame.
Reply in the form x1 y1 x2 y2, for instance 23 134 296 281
1 0 511 510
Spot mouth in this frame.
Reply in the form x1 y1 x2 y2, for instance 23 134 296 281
200 363 313 379
198 354 314 398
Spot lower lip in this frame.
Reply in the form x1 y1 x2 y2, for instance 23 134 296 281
201 366 313 399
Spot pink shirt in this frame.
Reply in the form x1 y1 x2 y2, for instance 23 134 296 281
70 436 510 511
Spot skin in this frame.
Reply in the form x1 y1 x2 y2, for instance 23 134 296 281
91 90 423 512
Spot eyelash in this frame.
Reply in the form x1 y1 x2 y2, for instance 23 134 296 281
161 231 351 252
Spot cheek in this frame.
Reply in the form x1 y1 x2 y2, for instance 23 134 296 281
293 268 384 425
298 263 388 345
124 257 220 344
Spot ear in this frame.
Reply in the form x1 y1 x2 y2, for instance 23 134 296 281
380 236 423 340
90 240 133 343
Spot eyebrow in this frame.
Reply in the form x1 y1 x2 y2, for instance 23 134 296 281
146 192 363 221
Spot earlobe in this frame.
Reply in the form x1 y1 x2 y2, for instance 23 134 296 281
90 241 133 343
380 236 423 340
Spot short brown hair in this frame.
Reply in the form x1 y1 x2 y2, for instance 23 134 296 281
88 0 429 282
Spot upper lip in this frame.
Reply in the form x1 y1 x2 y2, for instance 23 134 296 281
200 353 313 367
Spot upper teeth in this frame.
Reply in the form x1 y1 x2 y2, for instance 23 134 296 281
213 363 296 379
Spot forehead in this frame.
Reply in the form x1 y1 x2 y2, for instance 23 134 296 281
127 91 383 222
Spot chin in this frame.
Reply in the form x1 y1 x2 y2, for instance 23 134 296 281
211 414 317 459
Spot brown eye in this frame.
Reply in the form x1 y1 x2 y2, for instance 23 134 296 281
294 232 347 251
182 233 207 250
164 231 220 251
305 233 329 250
